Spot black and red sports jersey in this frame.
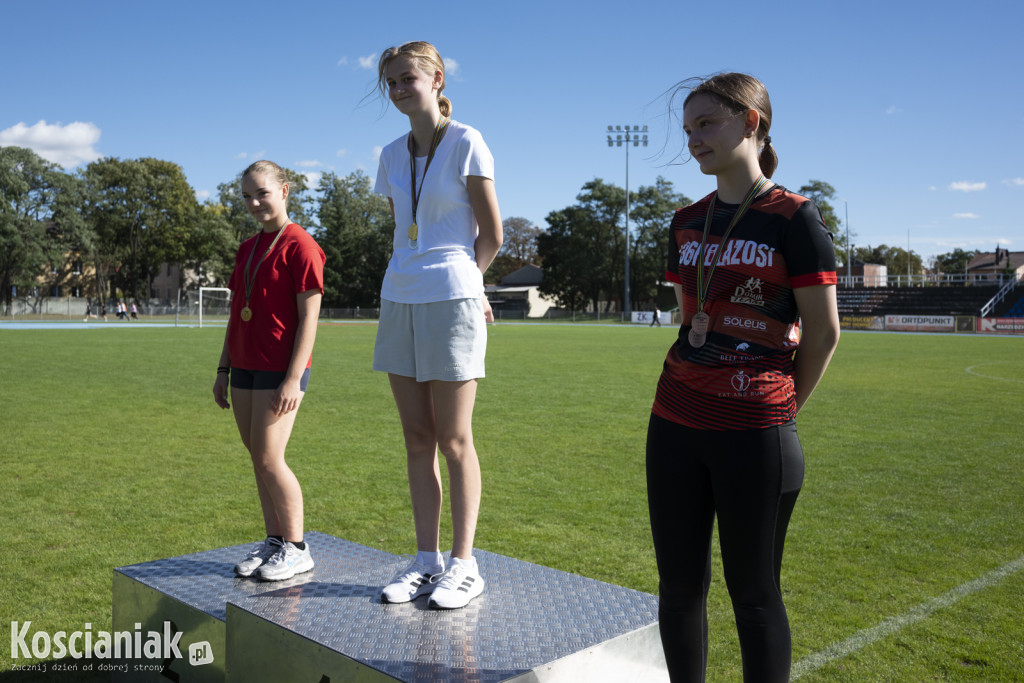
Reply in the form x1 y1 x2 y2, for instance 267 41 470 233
652 185 836 430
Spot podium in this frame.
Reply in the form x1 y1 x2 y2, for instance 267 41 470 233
113 532 667 681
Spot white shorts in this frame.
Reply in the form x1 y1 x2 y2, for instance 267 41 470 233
373 298 486 382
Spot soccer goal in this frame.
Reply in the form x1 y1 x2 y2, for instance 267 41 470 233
188 287 232 328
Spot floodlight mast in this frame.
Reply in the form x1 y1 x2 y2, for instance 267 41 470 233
606 124 648 319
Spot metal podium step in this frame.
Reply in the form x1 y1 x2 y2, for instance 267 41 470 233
113 531 667 682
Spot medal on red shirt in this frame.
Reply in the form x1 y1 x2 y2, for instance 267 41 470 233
689 176 770 348
407 116 450 250
240 223 290 322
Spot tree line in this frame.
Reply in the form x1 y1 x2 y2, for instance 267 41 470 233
5 143 953 318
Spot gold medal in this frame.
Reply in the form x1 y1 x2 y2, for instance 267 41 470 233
240 224 289 325
407 117 450 252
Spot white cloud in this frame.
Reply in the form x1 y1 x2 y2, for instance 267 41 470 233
953 212 980 219
295 160 323 168
1003 177 1024 186
337 57 349 66
336 149 348 158
371 146 383 162
885 105 901 115
195 189 210 200
0 120 102 168
948 181 986 192
357 54 376 70
235 150 266 161
302 171 322 188
444 57 459 75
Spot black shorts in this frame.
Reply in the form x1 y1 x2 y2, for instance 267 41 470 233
229 367 311 391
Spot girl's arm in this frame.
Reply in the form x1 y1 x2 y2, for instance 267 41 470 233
213 321 232 409
467 175 503 322
792 284 840 413
273 289 322 416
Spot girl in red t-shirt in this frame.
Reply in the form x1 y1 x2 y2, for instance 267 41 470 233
212 160 325 582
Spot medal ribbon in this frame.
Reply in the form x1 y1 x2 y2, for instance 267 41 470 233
242 223 290 309
694 175 770 312
407 116 451 240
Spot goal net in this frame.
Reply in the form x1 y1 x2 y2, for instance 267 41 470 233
183 287 232 327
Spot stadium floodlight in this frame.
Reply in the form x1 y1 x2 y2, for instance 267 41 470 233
604 124 647 318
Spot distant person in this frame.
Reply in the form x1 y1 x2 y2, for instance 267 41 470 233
212 160 326 582
84 301 92 321
371 41 502 609
130 302 138 320
650 305 662 327
646 73 840 682
100 303 107 321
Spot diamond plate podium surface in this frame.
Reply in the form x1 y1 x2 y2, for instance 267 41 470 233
113 535 340 681
115 531 667 682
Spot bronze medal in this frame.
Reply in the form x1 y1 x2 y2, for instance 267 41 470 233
408 222 418 241
688 311 709 348
689 176 771 351
240 306 252 322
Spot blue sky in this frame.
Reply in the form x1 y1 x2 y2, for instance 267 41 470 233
3 0 1020 263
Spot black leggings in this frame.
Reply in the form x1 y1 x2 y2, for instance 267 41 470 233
646 414 804 683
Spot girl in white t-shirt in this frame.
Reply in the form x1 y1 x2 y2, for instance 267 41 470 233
371 41 503 610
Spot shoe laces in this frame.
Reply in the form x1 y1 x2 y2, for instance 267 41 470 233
264 541 297 567
392 559 432 583
245 537 281 560
430 562 470 590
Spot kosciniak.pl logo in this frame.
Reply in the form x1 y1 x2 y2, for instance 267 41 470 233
9 620 210 663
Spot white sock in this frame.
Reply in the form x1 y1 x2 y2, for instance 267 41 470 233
448 555 476 570
416 550 444 573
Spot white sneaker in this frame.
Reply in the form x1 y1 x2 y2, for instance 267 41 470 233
255 541 314 581
234 537 282 577
428 559 484 609
381 560 438 603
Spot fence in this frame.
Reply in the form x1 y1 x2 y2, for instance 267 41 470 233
5 297 1024 336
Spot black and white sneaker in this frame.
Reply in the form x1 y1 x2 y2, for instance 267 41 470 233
381 560 437 603
428 559 484 609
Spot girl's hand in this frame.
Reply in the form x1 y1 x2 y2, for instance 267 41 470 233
213 374 230 409
482 295 494 323
272 378 303 416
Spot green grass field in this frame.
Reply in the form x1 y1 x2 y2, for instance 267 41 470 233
2 323 1022 681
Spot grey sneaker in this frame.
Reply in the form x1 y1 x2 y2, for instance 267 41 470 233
234 537 282 577
255 541 314 581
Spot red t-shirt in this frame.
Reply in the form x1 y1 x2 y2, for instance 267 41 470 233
652 186 837 430
228 224 325 372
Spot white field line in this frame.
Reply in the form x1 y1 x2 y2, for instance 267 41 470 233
966 362 1024 384
792 555 1024 679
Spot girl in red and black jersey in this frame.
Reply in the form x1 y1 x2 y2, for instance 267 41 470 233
647 74 840 682
212 160 326 583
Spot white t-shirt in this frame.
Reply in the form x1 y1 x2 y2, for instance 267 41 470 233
374 119 494 304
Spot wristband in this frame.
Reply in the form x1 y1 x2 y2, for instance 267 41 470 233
217 366 230 374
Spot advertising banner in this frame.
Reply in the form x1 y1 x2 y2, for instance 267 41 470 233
979 318 1024 334
840 315 885 331
884 315 955 333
